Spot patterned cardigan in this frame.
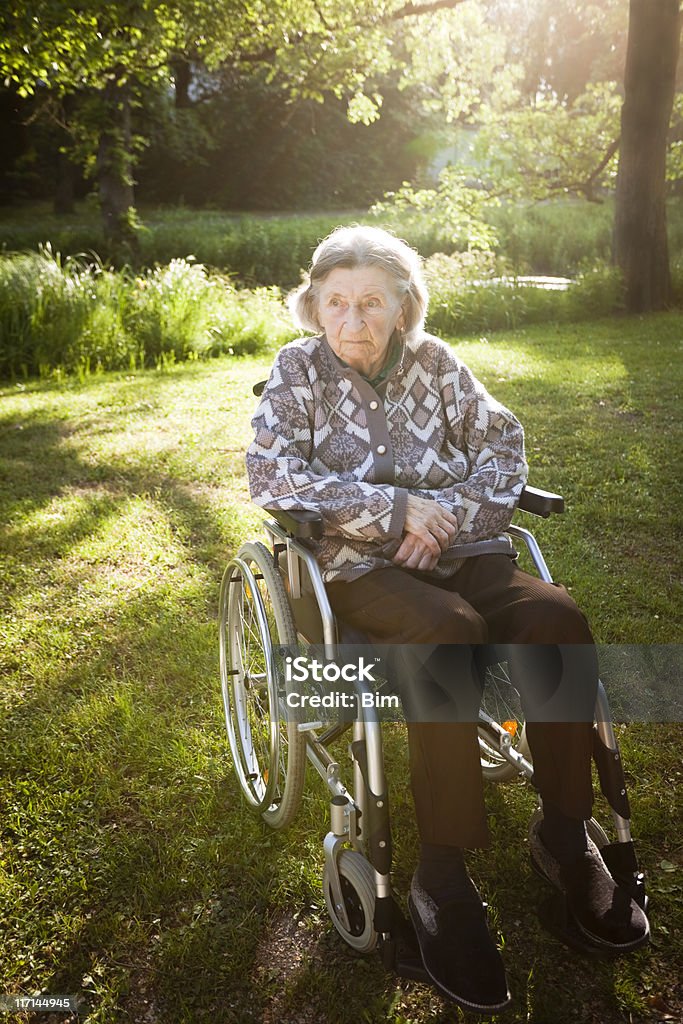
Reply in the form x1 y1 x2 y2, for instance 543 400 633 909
246 332 528 582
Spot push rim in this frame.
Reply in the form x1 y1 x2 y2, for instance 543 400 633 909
221 555 280 811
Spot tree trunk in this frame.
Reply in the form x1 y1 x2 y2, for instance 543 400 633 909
53 94 77 215
171 56 192 109
613 0 681 311
53 149 76 215
96 76 139 257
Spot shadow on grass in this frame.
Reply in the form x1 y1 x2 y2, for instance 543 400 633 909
1 355 680 1023
2 585 670 1024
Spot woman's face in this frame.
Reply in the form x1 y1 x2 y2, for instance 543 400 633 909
316 266 405 378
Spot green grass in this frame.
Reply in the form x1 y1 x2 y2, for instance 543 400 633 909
0 249 293 379
2 201 681 383
0 246 645 382
2 198 682 288
0 315 681 1023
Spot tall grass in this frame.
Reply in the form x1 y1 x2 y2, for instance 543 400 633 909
424 252 625 335
4 199 681 287
487 201 614 275
1 247 630 380
1 195 679 379
0 248 292 378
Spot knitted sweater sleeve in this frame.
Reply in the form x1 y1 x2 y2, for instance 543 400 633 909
415 344 528 544
246 345 407 541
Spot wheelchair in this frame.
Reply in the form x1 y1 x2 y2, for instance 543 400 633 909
219 484 648 977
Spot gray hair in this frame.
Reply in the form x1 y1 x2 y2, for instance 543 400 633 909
288 224 429 342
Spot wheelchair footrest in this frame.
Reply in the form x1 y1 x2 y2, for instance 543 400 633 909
537 894 622 959
599 841 648 912
379 898 430 983
394 951 431 984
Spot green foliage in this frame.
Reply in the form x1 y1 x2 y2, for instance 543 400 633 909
568 260 625 318
399 3 520 124
131 258 292 363
0 240 628 382
0 249 292 378
1 0 681 264
130 259 224 365
0 0 445 166
671 256 683 307
666 93 683 184
475 82 622 201
371 166 499 250
424 251 624 336
0 245 136 378
1 199 681 380
487 199 615 275
3 199 683 286
0 206 471 286
130 64 430 212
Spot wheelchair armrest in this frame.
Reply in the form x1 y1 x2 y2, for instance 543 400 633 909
518 485 565 517
264 488 562 538
265 508 324 540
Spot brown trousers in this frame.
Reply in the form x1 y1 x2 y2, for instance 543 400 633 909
326 554 597 848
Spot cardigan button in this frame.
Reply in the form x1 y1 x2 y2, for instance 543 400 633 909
376 444 387 455
369 400 379 410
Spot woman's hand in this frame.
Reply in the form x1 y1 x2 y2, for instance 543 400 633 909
392 495 458 571
392 534 440 571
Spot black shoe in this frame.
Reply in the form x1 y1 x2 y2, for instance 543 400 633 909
530 819 650 953
408 872 511 1015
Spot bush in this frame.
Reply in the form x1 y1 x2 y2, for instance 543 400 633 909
0 246 135 377
0 242 657 381
424 252 624 336
566 262 625 319
213 286 293 356
670 256 683 307
131 259 227 365
0 250 293 378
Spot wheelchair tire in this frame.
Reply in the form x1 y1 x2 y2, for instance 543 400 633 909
478 659 531 783
219 540 306 830
323 849 378 953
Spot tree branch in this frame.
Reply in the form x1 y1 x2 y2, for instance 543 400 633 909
234 0 471 67
586 136 621 186
391 0 470 21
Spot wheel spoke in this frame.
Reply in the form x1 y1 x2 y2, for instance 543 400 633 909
222 543 305 827
479 659 529 778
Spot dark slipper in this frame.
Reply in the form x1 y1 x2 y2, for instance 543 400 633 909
408 875 511 1015
530 818 650 953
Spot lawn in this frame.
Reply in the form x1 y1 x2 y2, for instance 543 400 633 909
1 314 681 1023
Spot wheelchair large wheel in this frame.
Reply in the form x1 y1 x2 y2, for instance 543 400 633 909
478 659 531 783
323 849 378 953
219 540 306 829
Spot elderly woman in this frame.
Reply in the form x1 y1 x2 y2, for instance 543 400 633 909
246 226 649 1012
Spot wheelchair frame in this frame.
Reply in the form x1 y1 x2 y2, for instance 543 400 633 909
219 485 647 969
